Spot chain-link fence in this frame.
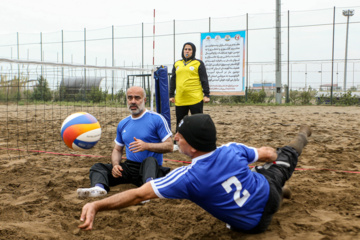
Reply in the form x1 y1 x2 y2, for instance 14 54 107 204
0 6 359 93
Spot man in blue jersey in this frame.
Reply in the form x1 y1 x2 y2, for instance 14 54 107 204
78 114 311 233
77 86 173 198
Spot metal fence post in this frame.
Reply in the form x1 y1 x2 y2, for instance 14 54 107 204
173 20 175 64
331 7 336 105
245 13 248 102
286 10 290 103
112 25 115 101
84 28 87 101
275 0 282 104
40 32 43 76
209 17 211 32
61 30 64 87
17 32 20 100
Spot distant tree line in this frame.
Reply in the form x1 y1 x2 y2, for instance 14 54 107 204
0 76 359 106
0 76 127 105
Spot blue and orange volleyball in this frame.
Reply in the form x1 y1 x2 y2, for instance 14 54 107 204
61 112 101 150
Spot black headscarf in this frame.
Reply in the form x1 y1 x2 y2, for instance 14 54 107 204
181 42 196 61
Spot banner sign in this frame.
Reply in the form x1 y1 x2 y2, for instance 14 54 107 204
200 31 246 95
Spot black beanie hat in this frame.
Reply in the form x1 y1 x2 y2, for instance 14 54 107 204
178 114 217 152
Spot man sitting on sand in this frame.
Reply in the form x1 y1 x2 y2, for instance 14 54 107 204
78 114 311 233
77 86 173 198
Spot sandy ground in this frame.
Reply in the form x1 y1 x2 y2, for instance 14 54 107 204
0 104 360 240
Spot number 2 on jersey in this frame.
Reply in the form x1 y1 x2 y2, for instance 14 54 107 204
221 176 250 207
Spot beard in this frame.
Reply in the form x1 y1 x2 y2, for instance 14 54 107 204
128 100 145 116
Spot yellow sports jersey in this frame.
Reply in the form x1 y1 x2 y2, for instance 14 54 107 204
171 59 208 106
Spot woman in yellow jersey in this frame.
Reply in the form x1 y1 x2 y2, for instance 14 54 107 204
169 42 210 133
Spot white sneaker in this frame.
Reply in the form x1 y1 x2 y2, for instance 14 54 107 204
77 186 107 198
173 145 179 152
140 199 150 204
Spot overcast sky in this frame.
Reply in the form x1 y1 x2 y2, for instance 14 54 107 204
1 0 359 34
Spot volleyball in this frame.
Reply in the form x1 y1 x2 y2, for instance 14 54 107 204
61 112 101 150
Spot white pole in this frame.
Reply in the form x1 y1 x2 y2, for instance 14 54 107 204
151 9 156 111
343 14 350 91
342 10 354 91
275 0 282 104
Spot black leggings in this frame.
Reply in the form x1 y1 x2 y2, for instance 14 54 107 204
175 100 203 132
89 157 170 192
232 146 299 234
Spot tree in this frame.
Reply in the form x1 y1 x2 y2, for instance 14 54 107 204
88 87 106 103
31 76 52 101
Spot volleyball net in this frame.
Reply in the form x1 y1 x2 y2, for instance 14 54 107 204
0 58 160 160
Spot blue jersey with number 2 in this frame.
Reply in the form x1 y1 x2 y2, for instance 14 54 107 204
151 142 270 230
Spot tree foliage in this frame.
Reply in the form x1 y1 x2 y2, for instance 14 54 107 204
31 76 52 101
